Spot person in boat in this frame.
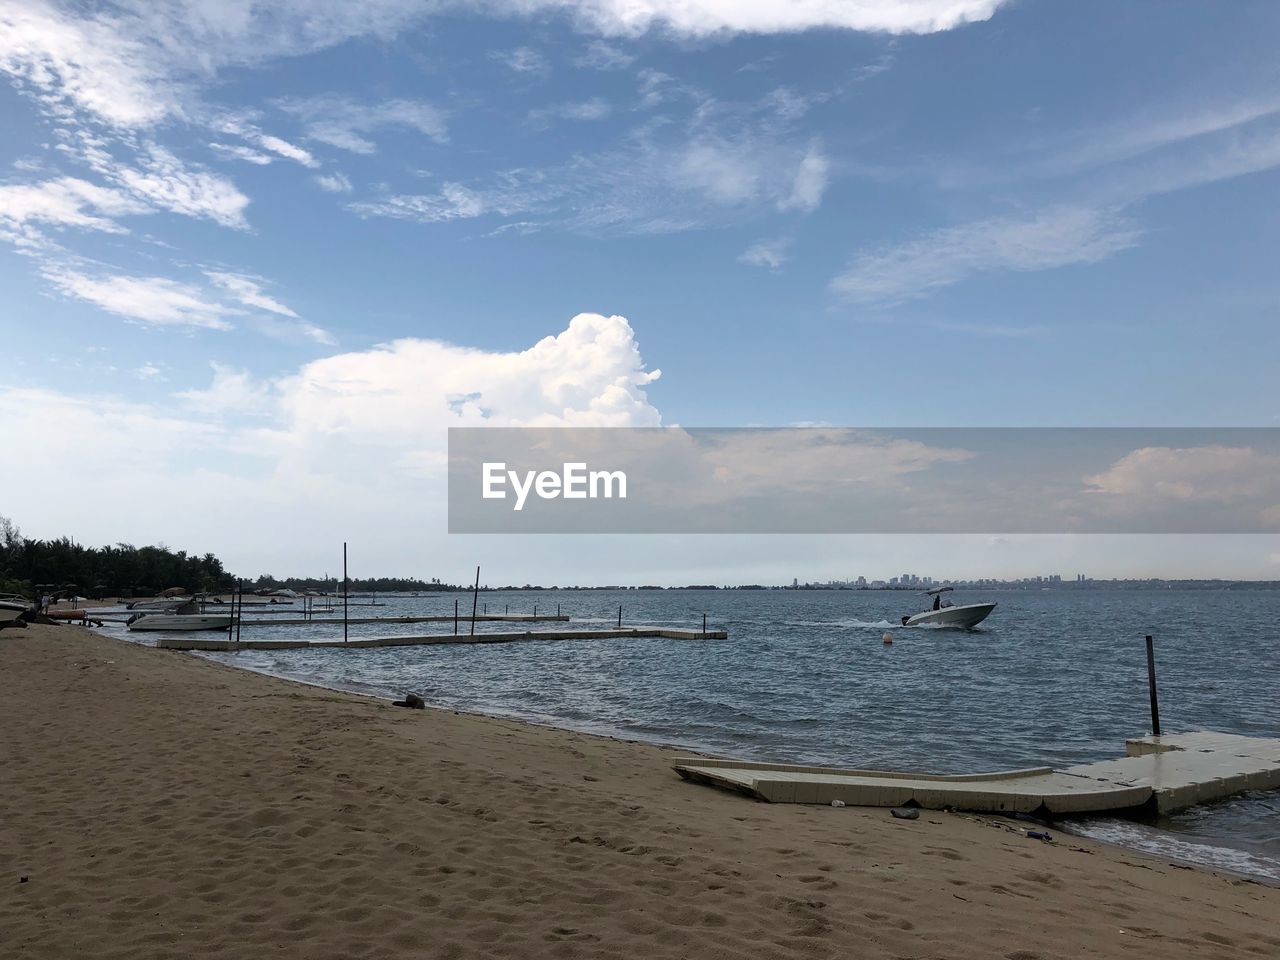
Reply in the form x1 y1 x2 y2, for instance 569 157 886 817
932 594 941 611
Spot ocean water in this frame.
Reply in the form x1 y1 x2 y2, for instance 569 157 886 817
94 587 1280 881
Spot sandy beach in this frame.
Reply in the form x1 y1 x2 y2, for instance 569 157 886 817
2 624 1277 959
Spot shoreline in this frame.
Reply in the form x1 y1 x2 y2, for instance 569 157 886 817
4 623 1278 958
124 625 1280 889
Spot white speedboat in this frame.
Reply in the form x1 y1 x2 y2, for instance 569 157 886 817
126 601 233 632
126 596 192 610
0 594 32 622
901 587 996 629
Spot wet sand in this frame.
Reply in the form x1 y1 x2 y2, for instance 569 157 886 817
2 624 1277 959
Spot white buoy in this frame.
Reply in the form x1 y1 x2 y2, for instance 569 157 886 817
882 631 893 645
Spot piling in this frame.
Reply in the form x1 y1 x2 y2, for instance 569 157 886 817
1145 634 1161 736
342 542 349 644
617 604 622 628
469 566 480 636
454 599 459 635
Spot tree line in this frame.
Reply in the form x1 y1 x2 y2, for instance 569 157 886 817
0 517 235 598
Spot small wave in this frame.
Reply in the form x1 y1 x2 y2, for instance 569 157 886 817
1069 819 1280 883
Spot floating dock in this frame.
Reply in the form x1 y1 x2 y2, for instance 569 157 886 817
673 731 1280 816
156 626 726 652
236 614 571 626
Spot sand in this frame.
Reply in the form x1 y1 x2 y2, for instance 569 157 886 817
2 624 1277 959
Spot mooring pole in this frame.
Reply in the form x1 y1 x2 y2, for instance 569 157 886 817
454 598 458 635
343 542 348 644
703 613 707 635
470 566 480 636
556 603 560 617
617 604 622 628
534 604 538 617
235 578 243 648
1145 635 1161 736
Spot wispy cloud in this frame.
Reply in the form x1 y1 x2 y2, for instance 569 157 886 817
109 145 250 229
0 176 149 245
43 267 235 329
314 172 353 193
528 98 613 126
276 96 448 154
206 270 335 344
739 237 791 270
491 46 549 76
575 40 635 71
175 362 272 414
831 206 1142 305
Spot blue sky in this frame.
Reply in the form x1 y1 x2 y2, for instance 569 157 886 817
2 0 1279 583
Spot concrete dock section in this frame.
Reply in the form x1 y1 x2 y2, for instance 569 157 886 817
673 731 1280 816
156 626 726 652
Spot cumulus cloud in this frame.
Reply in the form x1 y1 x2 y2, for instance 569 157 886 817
831 206 1142 305
43 268 235 329
1084 446 1280 504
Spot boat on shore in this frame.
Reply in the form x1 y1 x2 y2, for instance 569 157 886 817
0 594 32 622
901 586 996 629
126 600 233 632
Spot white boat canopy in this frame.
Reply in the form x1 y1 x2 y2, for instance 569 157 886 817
925 586 954 595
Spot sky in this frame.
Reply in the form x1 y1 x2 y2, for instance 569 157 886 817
1 0 1279 585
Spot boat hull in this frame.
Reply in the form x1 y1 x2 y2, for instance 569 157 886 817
127 614 233 632
904 602 997 630
0 601 28 622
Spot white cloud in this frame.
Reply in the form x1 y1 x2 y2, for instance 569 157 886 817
110 145 250 229
0 0 172 126
175 363 272 414
314 172 353 193
780 142 829 211
43 268 234 329
133 362 164 381
209 143 274 165
575 39 635 70
491 46 550 75
206 270 336 345
0 176 149 242
277 96 448 154
204 271 298 318
0 312 664 576
739 237 791 270
256 134 318 168
1084 446 1280 504
831 206 1141 305
520 0 1007 36
528 98 613 125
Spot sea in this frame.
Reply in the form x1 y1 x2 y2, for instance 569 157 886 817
92 587 1280 883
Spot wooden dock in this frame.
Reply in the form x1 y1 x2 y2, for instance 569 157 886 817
673 731 1280 816
156 626 727 651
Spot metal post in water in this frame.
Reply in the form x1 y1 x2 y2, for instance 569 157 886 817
1145 635 1161 736
454 599 458 635
470 566 480 636
703 613 707 635
617 604 622 628
343 542 348 644
534 604 537 618
556 603 560 617
235 578 243 648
